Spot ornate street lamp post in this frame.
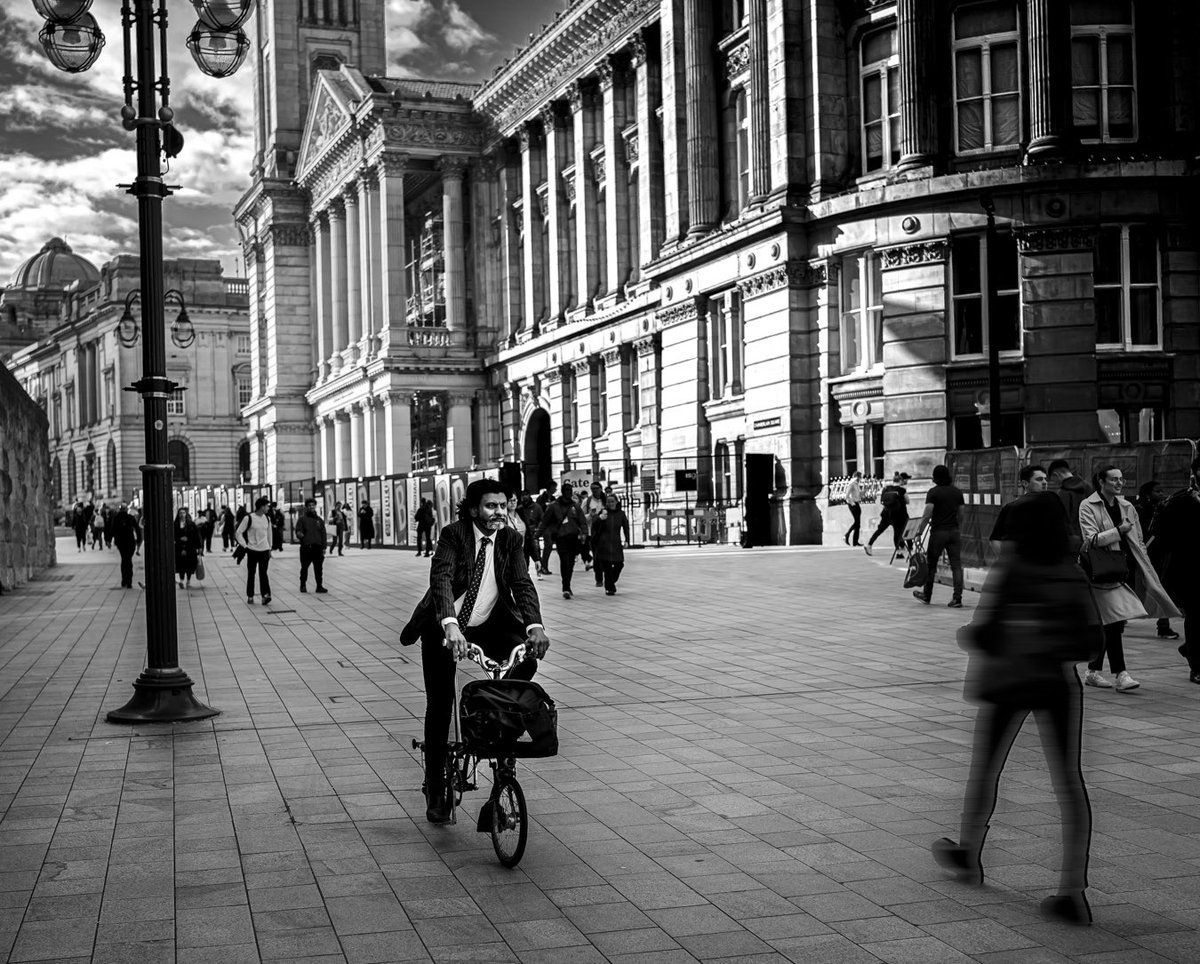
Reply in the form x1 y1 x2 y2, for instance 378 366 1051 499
33 0 252 723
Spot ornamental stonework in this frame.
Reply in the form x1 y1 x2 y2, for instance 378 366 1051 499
634 334 660 356
1013 227 1096 254
725 40 750 80
601 346 622 366
543 367 563 385
879 239 948 270
269 223 312 248
738 261 826 299
382 120 484 149
656 300 700 328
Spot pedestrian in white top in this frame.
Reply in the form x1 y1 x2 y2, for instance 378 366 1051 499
236 496 274 606
844 471 863 546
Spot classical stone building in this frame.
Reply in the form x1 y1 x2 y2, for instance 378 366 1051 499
0 238 102 357
4 252 251 509
238 0 1200 544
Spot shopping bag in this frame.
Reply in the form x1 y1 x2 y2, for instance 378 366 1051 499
902 548 928 588
195 556 205 581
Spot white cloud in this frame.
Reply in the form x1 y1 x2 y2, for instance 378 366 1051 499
442 1 496 54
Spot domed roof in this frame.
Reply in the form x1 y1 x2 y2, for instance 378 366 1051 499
7 238 100 292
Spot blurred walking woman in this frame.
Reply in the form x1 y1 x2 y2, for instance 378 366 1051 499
590 495 630 595
1079 465 1180 692
173 508 202 590
933 493 1100 924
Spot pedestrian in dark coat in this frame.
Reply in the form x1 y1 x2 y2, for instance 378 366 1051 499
173 508 203 589
358 501 376 548
414 498 435 555
294 498 329 594
220 505 237 550
537 485 588 598
111 504 142 588
73 501 90 551
1154 456 1200 683
590 495 631 595
268 502 285 552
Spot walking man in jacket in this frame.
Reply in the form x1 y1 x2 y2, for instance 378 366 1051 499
1049 459 1092 552
111 503 141 589
538 484 589 598
399 478 551 823
295 498 329 594
1154 456 1200 683
914 465 966 607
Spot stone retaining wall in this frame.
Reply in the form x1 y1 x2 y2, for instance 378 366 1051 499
0 362 55 590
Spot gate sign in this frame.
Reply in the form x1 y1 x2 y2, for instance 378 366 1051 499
675 468 698 492
561 469 593 492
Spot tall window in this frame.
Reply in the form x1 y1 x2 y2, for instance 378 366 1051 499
236 368 252 408
52 456 62 502
104 369 115 417
236 333 251 354
714 442 732 503
629 353 641 427
950 232 1021 358
842 426 859 476
1071 0 1136 142
167 388 186 416
65 386 75 430
870 423 886 480
734 88 750 214
564 368 578 443
596 358 609 434
708 294 744 399
953 1 1020 153
1094 225 1159 349
238 439 251 483
107 440 117 490
860 26 899 172
67 450 76 496
168 439 190 483
840 252 884 373
52 395 61 438
85 444 96 490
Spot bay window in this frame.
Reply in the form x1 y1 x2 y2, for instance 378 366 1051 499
840 252 883 373
1094 225 1159 349
860 27 899 173
1071 0 1136 142
950 232 1021 359
953 1 1021 153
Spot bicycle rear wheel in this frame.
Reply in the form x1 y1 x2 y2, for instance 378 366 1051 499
489 774 528 867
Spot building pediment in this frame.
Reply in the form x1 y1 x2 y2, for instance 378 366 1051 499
295 70 364 183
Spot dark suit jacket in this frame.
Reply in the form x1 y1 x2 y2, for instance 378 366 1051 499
400 519 543 646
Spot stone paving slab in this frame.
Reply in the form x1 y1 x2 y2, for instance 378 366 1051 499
1 537 1199 962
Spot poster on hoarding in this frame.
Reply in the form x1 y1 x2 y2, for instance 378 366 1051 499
407 477 421 545
434 473 453 528
382 482 393 543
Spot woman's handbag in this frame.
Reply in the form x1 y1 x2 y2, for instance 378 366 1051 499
1079 536 1128 585
195 555 205 581
902 548 929 588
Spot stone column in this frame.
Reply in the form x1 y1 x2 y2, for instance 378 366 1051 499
542 102 575 324
1025 0 1073 161
349 402 365 477
598 54 633 296
660 0 689 243
383 391 413 474
312 213 334 379
895 0 937 171
499 149 523 340
569 79 602 310
747 0 771 202
438 156 469 331
376 153 408 349
683 0 719 237
343 186 363 361
362 397 377 477
358 172 380 354
631 29 664 271
518 121 547 331
334 409 351 477
329 199 348 368
317 416 330 480
446 392 474 468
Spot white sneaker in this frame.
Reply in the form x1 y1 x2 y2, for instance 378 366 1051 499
1084 670 1113 688
1115 671 1140 692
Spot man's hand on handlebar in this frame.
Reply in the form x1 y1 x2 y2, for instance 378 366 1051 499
525 626 550 659
443 621 472 660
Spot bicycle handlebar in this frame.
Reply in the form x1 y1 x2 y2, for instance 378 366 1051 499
463 642 528 675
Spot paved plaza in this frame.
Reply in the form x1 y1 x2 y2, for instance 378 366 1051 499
2 537 1200 964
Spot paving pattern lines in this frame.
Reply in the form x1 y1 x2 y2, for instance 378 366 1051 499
3 539 1200 962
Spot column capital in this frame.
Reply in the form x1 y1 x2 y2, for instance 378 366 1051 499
436 155 469 180
384 390 412 406
334 408 350 423
629 29 651 67
571 356 595 376
543 366 562 385
540 100 568 132
600 345 622 366
376 151 409 177
517 120 544 152
327 197 346 219
596 53 632 91
567 78 599 113
476 153 500 179
342 184 360 206
446 391 474 407
634 333 661 357
349 401 364 416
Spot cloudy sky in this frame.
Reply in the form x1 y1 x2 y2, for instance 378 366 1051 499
0 0 565 284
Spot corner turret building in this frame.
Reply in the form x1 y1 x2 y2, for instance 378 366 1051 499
238 0 1200 545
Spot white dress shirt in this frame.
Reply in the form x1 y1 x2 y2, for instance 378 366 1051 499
443 525 499 629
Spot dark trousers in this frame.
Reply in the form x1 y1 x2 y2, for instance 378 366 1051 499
866 511 892 547
960 678 1090 893
846 504 862 544
923 527 964 599
222 531 234 550
117 544 136 587
1089 620 1127 675
333 529 345 555
420 607 537 783
1182 607 1200 674
539 535 554 572
416 525 433 554
597 560 624 592
557 543 579 592
75 528 87 550
300 545 324 588
246 549 272 599
202 529 213 552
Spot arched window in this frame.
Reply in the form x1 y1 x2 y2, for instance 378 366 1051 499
67 449 77 497
169 439 190 483
238 439 251 483
84 442 96 492
107 440 117 490
52 456 62 503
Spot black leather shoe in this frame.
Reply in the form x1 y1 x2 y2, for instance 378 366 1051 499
913 590 930 604
1039 892 1092 925
425 784 451 824
947 598 963 608
931 837 983 885
299 585 307 593
1158 627 1180 639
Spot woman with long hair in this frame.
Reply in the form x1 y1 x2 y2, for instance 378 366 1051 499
173 507 202 590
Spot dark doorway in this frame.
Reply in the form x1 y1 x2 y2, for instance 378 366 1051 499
743 453 775 547
523 408 552 493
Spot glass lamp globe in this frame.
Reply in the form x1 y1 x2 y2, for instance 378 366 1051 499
39 13 105 73
116 308 139 348
189 1 254 31
186 24 250 78
32 0 92 24
171 307 196 349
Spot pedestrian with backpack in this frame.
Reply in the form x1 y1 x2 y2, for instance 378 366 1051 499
865 472 910 557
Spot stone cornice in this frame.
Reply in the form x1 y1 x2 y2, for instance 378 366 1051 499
738 261 827 299
879 239 948 270
474 0 657 135
656 299 702 328
1013 226 1096 254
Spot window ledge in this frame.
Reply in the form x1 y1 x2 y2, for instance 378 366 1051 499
1096 345 1165 353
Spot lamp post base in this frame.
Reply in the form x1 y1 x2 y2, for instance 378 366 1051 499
106 669 219 724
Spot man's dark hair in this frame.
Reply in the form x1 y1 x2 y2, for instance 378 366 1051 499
1019 464 1046 484
932 464 952 485
255 496 270 510
1047 458 1072 476
460 478 508 520
1008 492 1070 564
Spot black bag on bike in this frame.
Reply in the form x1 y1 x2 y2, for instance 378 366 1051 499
459 679 558 758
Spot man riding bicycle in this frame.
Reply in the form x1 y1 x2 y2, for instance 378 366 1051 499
400 478 551 823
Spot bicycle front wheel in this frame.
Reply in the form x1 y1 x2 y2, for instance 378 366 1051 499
489 774 528 867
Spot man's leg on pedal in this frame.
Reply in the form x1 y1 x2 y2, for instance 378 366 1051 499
420 631 457 822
